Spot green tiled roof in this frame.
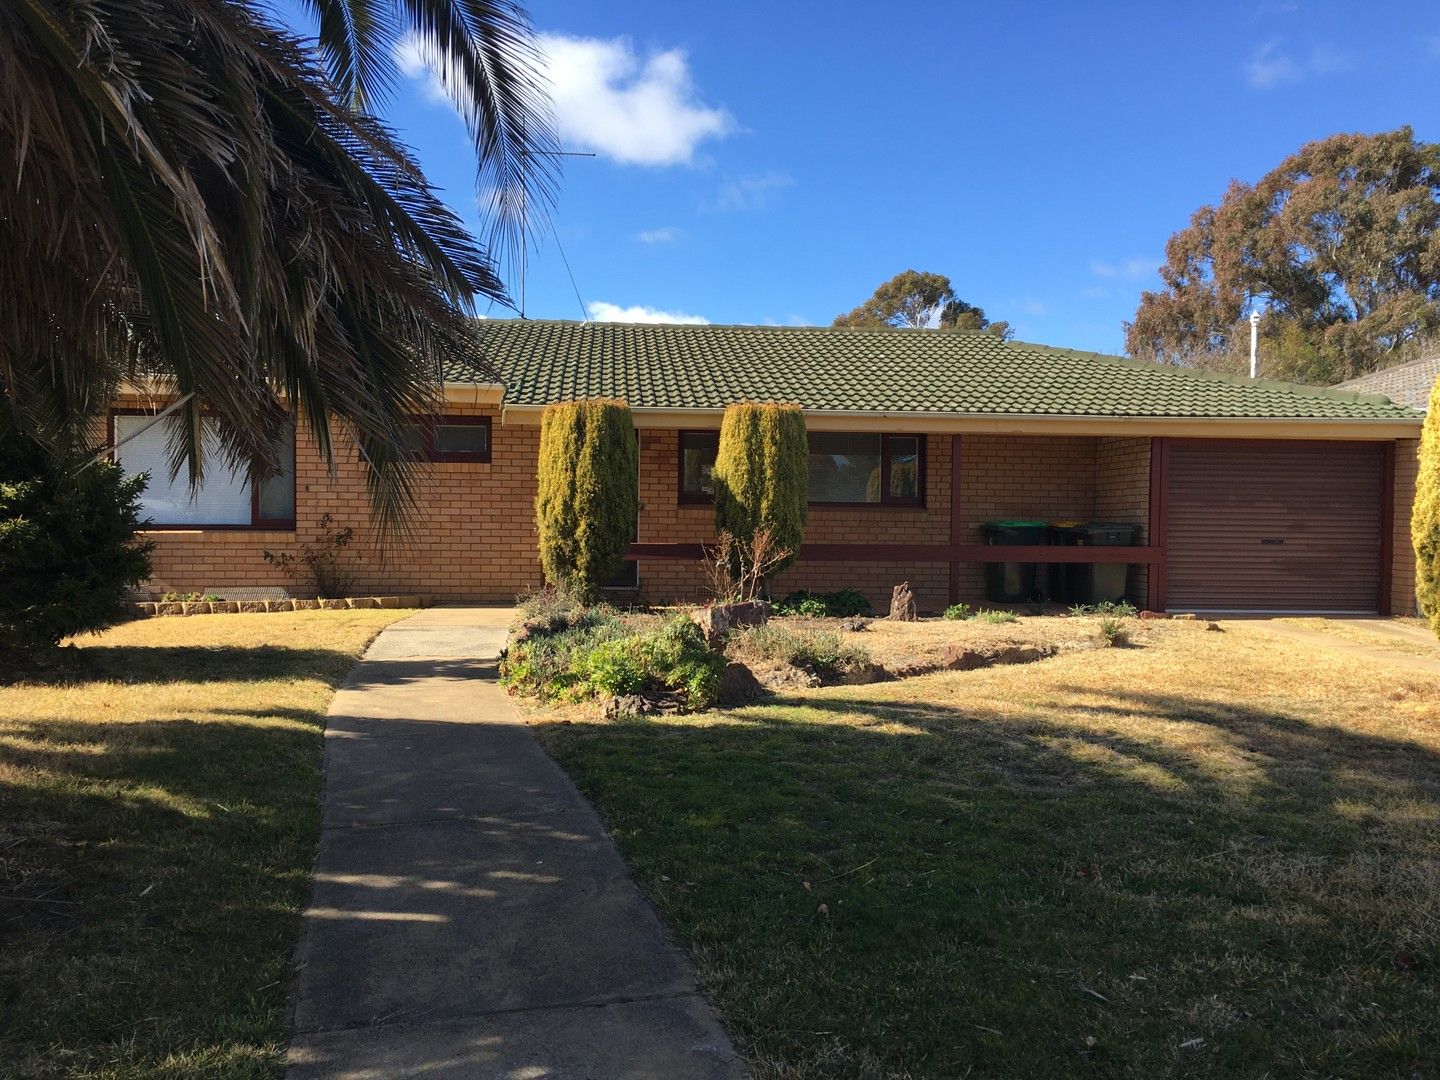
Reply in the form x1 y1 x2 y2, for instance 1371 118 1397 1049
470 319 1422 422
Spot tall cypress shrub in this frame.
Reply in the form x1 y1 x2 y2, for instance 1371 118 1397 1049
713 402 808 575
1414 375 1440 636
535 399 638 599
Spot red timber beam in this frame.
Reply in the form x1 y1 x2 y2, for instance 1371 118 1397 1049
628 542 1163 564
1145 436 1170 612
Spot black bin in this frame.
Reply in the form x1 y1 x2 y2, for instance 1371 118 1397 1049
1049 522 1140 605
980 520 1048 603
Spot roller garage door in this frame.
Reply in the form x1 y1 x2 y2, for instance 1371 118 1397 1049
1165 441 1383 612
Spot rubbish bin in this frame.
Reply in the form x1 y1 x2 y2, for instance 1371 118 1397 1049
1046 521 1083 604
1050 522 1140 605
980 520 1048 603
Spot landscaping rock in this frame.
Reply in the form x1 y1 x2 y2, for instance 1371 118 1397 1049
266 599 295 612
691 600 771 648
348 597 379 610
395 594 422 608
133 602 157 618
156 602 183 616
604 693 656 719
717 661 767 706
181 602 212 616
318 598 347 610
838 617 871 632
377 595 403 609
1139 610 1169 620
836 662 889 685
888 582 917 621
239 600 267 614
212 601 239 614
291 599 318 611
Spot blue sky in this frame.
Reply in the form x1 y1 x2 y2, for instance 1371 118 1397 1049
282 1 1440 353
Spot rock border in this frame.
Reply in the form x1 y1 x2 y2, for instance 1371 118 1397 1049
131 595 434 618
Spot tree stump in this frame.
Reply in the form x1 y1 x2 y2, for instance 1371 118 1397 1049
887 582 917 621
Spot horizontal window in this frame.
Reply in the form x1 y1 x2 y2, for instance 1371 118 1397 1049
403 416 492 462
808 433 923 506
112 412 295 528
677 430 923 507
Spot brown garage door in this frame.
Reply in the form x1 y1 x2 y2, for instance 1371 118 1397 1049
1165 441 1383 612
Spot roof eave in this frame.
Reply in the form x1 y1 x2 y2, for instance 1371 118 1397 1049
499 403 1422 439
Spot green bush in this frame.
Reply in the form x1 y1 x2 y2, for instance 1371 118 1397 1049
774 588 872 618
1098 616 1129 645
942 603 973 621
713 403 807 577
501 605 723 710
1416 376 1440 636
1068 600 1137 617
732 623 871 679
0 428 153 654
974 609 1018 625
535 399 638 600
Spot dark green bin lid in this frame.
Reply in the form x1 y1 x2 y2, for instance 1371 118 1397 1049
984 519 1047 528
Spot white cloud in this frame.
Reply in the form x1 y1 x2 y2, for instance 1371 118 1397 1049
635 226 684 244
1090 257 1157 281
587 301 708 324
393 36 451 104
1245 41 1302 87
709 171 795 212
1245 40 1355 88
536 34 732 166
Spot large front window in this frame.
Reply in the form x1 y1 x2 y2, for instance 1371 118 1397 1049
807 433 922 505
112 412 295 528
676 430 923 506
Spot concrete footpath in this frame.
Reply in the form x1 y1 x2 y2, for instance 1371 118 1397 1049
286 606 743 1079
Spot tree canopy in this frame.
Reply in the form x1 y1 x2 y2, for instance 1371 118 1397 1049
834 270 1011 338
1126 128 1440 384
1 0 556 533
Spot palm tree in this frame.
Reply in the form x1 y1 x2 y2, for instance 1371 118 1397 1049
0 0 556 530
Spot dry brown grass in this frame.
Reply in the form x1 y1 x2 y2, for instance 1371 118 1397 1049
1279 616 1440 660
1 609 412 1078
537 616 1440 1077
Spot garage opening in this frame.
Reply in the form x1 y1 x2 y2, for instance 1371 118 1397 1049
1164 441 1384 614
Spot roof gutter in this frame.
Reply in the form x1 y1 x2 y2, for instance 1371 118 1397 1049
497 404 1423 440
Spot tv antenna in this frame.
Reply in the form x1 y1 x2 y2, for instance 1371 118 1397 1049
518 149 596 319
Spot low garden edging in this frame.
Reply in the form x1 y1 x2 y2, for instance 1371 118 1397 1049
130 594 433 617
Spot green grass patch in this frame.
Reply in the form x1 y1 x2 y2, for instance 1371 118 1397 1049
0 609 410 1078
534 626 1440 1077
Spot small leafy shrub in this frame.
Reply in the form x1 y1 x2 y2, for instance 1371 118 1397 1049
1069 600 1137 617
501 606 723 710
1 428 154 654
732 623 871 679
774 588 873 618
974 609 1018 625
942 603 973 621
160 591 223 603
263 513 356 598
513 586 617 641
1098 616 1130 646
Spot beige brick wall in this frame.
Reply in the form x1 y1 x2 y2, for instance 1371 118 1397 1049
116 398 543 600
1094 436 1152 606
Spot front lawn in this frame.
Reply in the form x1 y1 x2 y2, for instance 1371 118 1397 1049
0 610 411 1078
534 619 1440 1078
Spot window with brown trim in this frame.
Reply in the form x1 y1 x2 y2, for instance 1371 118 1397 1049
110 410 296 529
678 429 924 507
808 433 924 506
678 430 719 502
402 415 492 463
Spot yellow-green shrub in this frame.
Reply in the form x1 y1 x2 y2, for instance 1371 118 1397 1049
713 402 807 575
1414 375 1440 636
535 399 638 599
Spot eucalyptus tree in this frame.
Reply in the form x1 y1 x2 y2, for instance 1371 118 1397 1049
0 0 556 531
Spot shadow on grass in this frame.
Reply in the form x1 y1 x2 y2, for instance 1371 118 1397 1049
0 647 351 1076
536 682 1440 1078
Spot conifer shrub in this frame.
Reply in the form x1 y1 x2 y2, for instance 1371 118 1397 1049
1 428 153 653
712 402 807 578
535 399 638 600
1414 376 1440 636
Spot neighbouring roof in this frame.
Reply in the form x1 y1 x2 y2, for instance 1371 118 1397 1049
472 319 1421 422
1333 354 1440 412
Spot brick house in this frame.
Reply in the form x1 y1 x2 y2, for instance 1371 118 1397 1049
111 320 1424 614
